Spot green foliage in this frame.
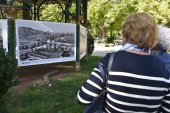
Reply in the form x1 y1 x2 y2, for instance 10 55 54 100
107 35 116 43
88 0 112 36
88 0 170 41
6 0 170 30
38 4 65 22
137 0 170 24
88 0 138 39
0 48 17 113
5 56 102 113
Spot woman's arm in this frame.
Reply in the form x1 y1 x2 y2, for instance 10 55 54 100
159 85 170 112
77 53 111 104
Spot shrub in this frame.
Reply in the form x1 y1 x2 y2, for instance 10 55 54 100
107 35 116 44
87 34 94 55
0 48 17 113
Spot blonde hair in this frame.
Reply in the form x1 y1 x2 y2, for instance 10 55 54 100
122 12 158 48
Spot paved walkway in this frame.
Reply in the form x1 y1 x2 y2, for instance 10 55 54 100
92 44 122 57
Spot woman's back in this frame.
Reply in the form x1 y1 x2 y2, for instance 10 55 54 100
104 51 170 112
77 51 170 113
77 12 170 113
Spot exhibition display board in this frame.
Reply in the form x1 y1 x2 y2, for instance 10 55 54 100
80 25 87 59
0 19 87 67
16 20 77 66
0 19 8 51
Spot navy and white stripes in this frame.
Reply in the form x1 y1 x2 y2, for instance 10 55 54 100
78 51 170 113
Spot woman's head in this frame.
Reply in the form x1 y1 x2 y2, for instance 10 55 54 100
122 12 158 48
154 25 170 51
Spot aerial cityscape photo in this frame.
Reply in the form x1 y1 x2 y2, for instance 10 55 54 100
18 27 75 61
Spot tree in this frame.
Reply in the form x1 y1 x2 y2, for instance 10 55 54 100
88 0 138 40
38 4 65 22
137 0 170 25
88 0 170 41
88 0 112 38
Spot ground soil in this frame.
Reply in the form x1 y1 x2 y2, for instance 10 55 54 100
10 62 75 94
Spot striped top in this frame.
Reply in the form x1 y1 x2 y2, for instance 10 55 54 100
77 51 170 113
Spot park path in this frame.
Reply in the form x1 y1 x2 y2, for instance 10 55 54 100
92 44 122 57
11 63 74 94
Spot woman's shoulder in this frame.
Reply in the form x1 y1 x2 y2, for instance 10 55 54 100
100 51 123 66
100 52 112 66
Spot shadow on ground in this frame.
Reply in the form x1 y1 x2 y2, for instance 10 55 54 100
11 62 75 94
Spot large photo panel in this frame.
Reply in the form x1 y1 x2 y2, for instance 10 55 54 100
0 19 8 51
80 25 87 59
16 20 76 66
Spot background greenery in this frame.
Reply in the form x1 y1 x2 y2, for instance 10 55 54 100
1 0 169 43
88 0 170 42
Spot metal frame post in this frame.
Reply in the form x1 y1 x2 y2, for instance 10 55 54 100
7 17 15 58
82 0 87 26
65 4 69 23
32 0 38 20
23 0 32 20
6 0 15 58
75 0 81 70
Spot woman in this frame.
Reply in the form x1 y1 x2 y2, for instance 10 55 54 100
77 12 170 113
152 25 170 73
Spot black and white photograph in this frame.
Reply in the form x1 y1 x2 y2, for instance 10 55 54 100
0 20 8 51
80 25 87 59
16 20 76 66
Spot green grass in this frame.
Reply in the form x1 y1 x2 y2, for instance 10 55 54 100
4 55 102 113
